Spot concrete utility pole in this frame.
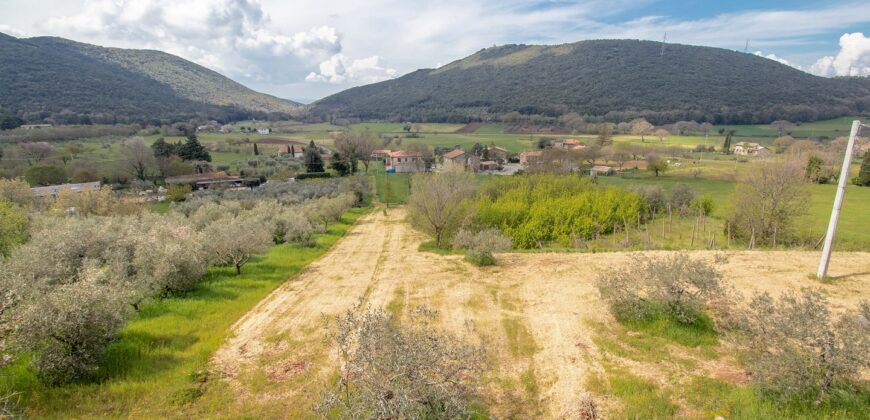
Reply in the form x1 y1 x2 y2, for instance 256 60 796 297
817 120 863 279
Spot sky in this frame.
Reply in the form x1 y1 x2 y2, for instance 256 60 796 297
1 0 869 103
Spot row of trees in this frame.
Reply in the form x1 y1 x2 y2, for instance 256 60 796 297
0 177 368 384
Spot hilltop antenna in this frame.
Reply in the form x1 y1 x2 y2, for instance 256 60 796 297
660 33 667 56
743 40 750 53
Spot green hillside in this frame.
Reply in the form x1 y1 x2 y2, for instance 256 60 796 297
310 39 870 124
0 33 300 124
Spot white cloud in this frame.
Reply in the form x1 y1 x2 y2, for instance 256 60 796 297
306 54 396 84
0 24 26 37
36 0 385 92
809 32 870 77
754 51 791 66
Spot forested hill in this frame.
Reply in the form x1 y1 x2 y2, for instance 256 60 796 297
310 39 870 124
0 33 300 124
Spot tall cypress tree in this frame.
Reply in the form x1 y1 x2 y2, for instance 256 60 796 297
722 130 734 154
177 134 212 162
304 140 324 173
253 142 259 156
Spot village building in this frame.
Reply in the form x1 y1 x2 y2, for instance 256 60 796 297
164 171 242 190
441 149 480 172
479 160 499 171
385 150 426 173
371 149 393 160
486 145 510 162
519 150 543 166
733 142 771 157
256 128 272 135
30 181 101 200
590 165 616 176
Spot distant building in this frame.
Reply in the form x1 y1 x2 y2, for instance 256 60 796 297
20 124 53 129
442 149 479 172
733 142 771 157
590 165 615 176
519 150 543 166
257 128 272 134
386 150 425 173
479 160 499 171
164 171 242 190
486 145 510 162
31 181 101 199
371 149 393 160
219 124 234 133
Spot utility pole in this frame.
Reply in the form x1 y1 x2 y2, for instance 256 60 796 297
660 33 667 56
817 120 864 279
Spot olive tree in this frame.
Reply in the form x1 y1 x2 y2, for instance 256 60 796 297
742 291 870 404
408 173 477 248
202 215 272 274
17 277 129 384
597 253 729 325
317 306 486 419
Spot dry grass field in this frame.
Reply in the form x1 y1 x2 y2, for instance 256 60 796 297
209 208 870 418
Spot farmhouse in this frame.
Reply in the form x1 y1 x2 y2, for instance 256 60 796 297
554 139 585 150
386 150 426 173
441 149 480 172
257 128 272 134
479 160 499 171
519 150 543 166
733 142 771 157
590 165 615 176
30 181 101 199
371 149 393 160
486 145 510 162
164 171 242 190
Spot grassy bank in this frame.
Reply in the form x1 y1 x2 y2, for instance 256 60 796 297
0 207 368 418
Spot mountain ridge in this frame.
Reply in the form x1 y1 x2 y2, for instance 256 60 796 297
310 39 870 124
0 33 299 124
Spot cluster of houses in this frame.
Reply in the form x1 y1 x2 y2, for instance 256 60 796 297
372 144 513 174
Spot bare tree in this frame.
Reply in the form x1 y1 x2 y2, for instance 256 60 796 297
20 142 55 164
769 120 795 137
653 128 670 143
727 159 808 244
629 118 654 142
408 173 476 247
121 138 156 181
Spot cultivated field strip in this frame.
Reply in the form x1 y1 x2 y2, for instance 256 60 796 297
212 208 870 416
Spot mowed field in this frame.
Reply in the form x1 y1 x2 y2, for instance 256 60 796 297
205 208 870 418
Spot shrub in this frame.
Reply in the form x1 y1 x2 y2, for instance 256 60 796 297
727 160 808 244
452 228 512 266
0 178 34 208
296 172 331 180
669 183 696 215
597 253 728 325
0 200 28 257
318 306 485 419
742 291 870 404
17 278 129 385
25 164 67 187
166 184 192 202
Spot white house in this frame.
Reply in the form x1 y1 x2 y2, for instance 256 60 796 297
733 142 771 157
257 128 272 135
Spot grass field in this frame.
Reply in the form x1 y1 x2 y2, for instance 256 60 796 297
714 116 858 139
0 208 368 418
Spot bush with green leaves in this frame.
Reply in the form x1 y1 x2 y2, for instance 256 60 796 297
452 228 512 266
0 200 28 257
318 306 486 419
742 291 870 404
597 253 729 325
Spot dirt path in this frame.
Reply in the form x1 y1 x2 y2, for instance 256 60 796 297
212 207 870 416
